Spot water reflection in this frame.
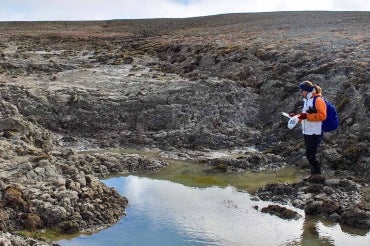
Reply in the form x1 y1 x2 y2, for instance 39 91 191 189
59 176 370 246
286 215 370 246
59 176 304 246
121 176 305 245
58 162 370 246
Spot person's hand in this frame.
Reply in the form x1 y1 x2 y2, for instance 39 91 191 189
306 107 317 114
298 113 307 120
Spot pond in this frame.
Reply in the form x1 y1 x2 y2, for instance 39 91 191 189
58 156 370 246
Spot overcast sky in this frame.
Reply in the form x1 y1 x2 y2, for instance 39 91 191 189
0 0 369 21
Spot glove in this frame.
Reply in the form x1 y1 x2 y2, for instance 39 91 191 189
298 113 307 120
307 106 317 114
289 113 296 117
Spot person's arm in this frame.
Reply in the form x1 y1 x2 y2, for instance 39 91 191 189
307 97 327 122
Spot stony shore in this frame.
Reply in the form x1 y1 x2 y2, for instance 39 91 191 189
0 11 369 244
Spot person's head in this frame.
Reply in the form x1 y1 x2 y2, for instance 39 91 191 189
299 81 322 97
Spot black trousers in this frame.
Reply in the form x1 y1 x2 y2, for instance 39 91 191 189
304 134 322 175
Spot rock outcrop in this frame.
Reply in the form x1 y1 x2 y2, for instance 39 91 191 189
257 175 370 229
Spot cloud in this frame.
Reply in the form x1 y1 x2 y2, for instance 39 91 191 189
112 176 304 246
0 0 369 21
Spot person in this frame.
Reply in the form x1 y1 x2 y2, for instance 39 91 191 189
293 81 327 176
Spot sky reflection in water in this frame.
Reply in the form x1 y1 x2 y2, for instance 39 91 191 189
60 175 303 245
59 175 370 246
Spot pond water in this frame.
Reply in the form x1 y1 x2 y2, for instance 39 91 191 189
58 156 370 246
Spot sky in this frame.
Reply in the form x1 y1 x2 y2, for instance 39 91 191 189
0 0 369 21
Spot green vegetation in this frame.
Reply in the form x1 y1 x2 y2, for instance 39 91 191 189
17 229 76 242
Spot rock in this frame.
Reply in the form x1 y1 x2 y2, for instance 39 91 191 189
257 172 369 230
0 231 52 246
261 204 301 220
3 185 29 212
338 179 358 191
340 208 370 229
20 213 43 231
262 183 294 196
60 220 80 234
207 152 285 172
304 201 323 215
42 204 68 226
85 175 101 188
321 199 340 215
305 184 324 194
17 161 33 171
323 147 342 165
328 212 340 222
292 199 306 209
325 179 340 186
308 174 326 184
322 186 335 195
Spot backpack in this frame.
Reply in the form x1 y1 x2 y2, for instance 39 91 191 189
313 96 339 132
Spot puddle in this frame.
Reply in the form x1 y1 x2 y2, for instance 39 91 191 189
58 175 305 246
57 149 370 246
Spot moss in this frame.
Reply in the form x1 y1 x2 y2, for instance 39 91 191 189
213 163 228 172
17 228 65 241
192 175 221 185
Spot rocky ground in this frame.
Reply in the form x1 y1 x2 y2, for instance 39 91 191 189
256 175 369 229
0 11 369 244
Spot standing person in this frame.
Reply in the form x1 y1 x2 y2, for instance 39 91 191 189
294 81 327 176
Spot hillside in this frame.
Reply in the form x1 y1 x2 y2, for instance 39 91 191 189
0 11 369 244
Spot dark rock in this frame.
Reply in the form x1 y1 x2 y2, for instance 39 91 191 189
328 212 340 222
20 213 43 231
322 186 335 195
60 221 80 234
306 184 324 194
308 174 326 184
3 186 29 212
338 179 358 191
340 208 370 229
263 183 294 196
261 204 301 220
321 199 340 215
304 201 323 215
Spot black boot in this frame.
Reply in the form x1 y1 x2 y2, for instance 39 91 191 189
312 160 321 175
